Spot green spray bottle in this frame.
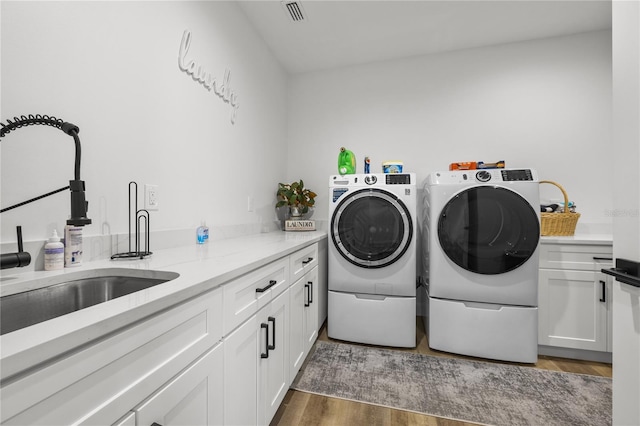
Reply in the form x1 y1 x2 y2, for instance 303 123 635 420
338 147 356 175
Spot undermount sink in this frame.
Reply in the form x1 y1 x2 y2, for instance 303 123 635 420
0 269 179 336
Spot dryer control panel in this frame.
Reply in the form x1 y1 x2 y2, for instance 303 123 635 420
428 169 538 185
500 169 534 181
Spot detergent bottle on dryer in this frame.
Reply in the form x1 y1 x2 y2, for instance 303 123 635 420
338 147 356 175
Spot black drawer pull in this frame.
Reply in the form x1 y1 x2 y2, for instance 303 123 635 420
593 257 613 262
302 257 314 264
256 279 277 293
599 280 606 303
304 281 313 306
268 316 276 350
260 323 269 359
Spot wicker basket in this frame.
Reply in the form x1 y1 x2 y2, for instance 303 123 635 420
539 180 580 236
540 180 580 237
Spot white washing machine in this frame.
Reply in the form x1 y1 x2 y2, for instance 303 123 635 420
328 173 417 347
423 168 540 362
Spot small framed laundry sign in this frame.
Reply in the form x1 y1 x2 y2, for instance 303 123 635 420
285 220 316 231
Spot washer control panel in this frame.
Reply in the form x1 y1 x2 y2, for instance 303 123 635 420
385 174 412 185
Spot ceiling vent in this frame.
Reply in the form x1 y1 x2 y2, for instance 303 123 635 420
281 1 306 23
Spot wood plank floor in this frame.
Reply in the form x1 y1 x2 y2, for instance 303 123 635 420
270 318 612 426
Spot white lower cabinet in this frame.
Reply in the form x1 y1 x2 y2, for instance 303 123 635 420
223 314 259 426
258 289 290 425
223 289 291 426
135 342 223 426
538 241 613 355
289 266 319 380
2 241 324 426
224 243 321 426
539 269 610 351
303 268 319 353
2 288 223 426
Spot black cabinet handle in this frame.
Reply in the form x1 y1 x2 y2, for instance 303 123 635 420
599 280 606 303
268 316 276 350
256 279 277 293
593 257 613 262
302 257 313 264
304 281 313 306
260 323 269 359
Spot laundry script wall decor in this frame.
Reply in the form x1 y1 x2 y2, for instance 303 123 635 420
178 30 240 124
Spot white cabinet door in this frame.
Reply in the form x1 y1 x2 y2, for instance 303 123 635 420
289 266 319 381
258 289 290 426
289 275 306 380
538 269 608 351
135 342 223 426
316 238 328 328
303 267 319 352
223 315 258 426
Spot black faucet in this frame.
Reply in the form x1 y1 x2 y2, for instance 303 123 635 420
0 114 92 269
1 226 31 270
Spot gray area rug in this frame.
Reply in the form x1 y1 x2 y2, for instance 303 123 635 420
291 341 611 426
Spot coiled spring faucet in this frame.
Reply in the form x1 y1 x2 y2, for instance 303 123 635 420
0 114 92 269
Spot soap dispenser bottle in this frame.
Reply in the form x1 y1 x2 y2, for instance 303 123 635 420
196 221 209 244
44 229 64 271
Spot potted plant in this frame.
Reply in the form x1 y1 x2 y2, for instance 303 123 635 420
276 180 317 218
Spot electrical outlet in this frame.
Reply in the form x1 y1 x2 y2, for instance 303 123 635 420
145 184 159 211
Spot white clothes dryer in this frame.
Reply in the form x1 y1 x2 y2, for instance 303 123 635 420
423 169 540 362
328 173 417 347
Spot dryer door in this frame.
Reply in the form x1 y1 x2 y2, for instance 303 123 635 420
331 188 413 269
438 186 539 275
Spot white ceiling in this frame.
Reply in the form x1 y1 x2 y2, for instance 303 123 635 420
237 0 612 74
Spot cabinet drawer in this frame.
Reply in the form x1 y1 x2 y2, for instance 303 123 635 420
290 243 318 283
135 342 223 426
223 257 289 335
2 287 223 426
539 244 612 270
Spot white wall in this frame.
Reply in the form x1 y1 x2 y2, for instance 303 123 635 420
612 0 640 423
1 1 287 247
287 30 612 230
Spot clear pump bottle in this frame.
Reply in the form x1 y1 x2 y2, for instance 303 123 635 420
44 229 64 271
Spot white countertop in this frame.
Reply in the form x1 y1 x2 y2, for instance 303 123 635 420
0 231 327 382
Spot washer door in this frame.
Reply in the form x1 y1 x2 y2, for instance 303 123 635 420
331 188 412 269
438 186 539 275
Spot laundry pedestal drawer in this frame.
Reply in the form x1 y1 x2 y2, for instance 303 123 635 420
428 296 538 363
328 291 415 347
